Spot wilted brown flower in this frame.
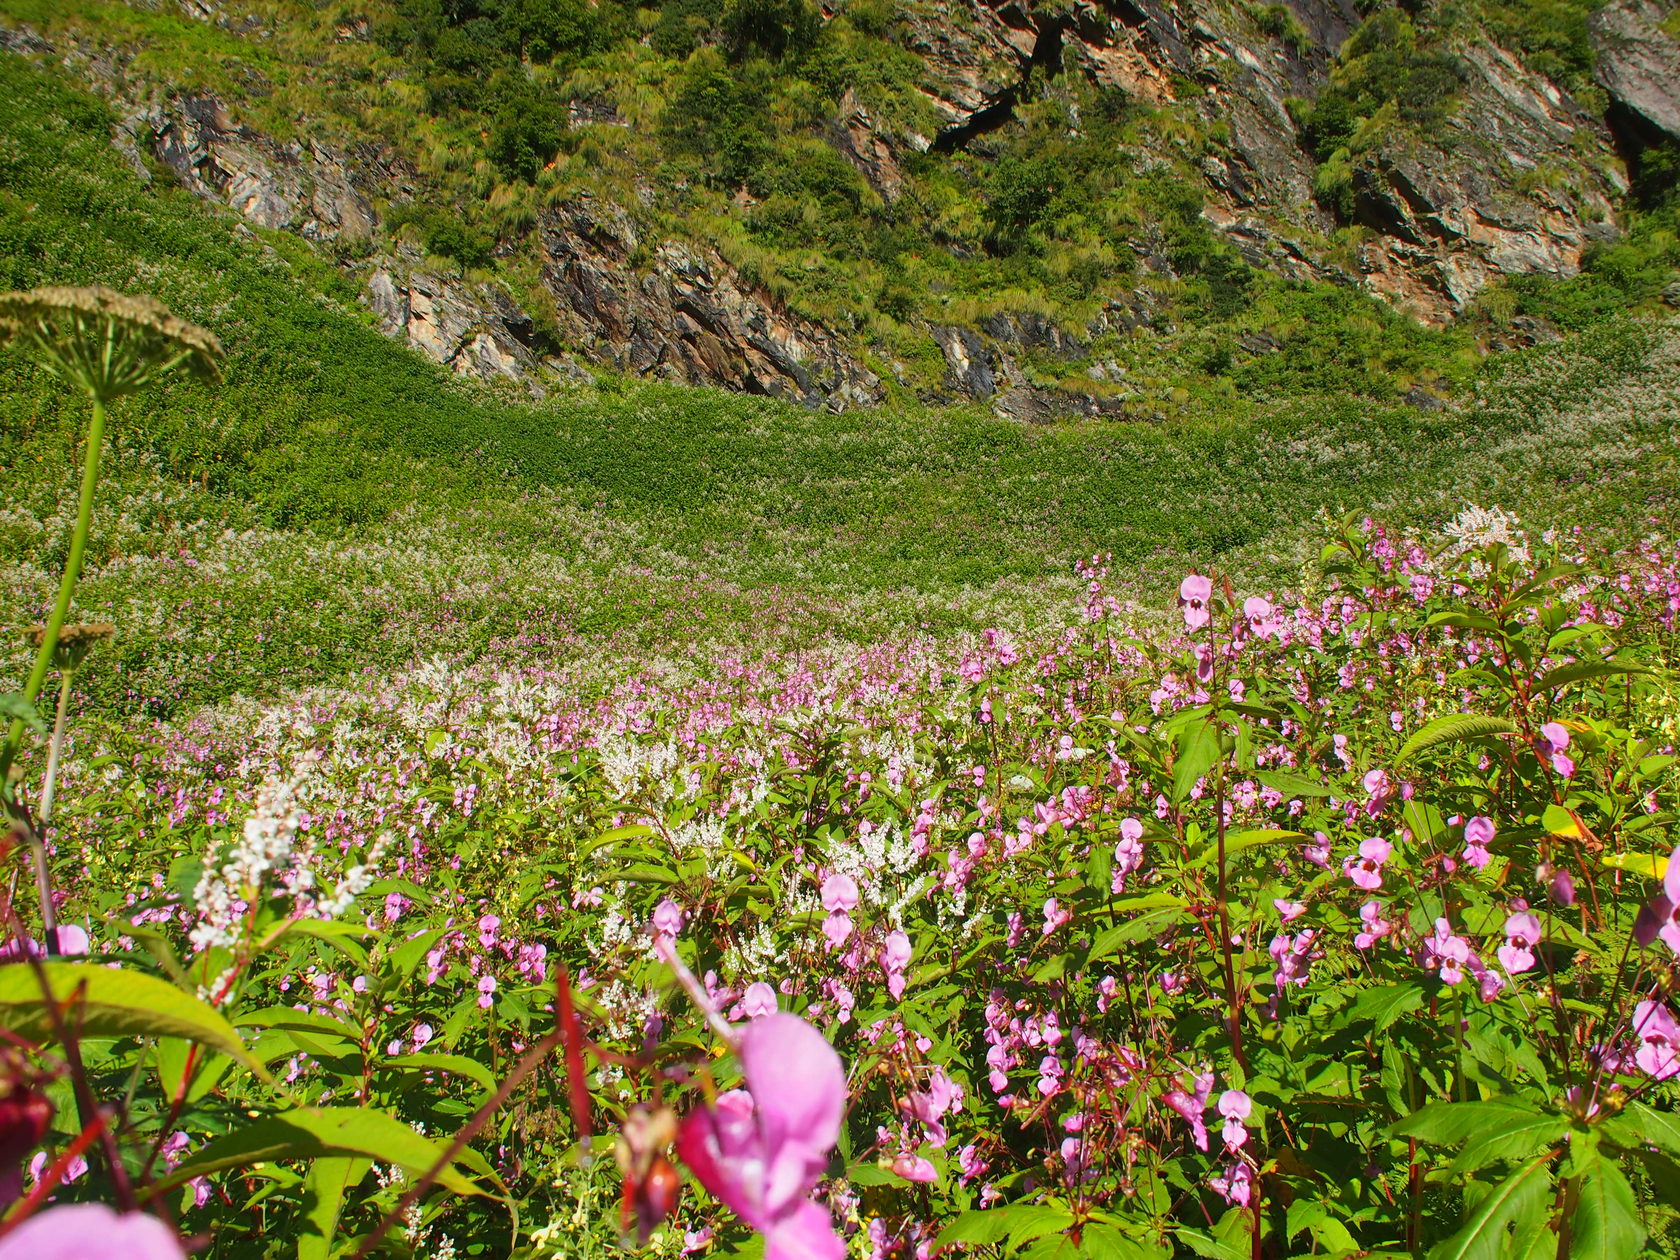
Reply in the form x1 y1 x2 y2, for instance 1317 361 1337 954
24 621 115 671
0 286 222 401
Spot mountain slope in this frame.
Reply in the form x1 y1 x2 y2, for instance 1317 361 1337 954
3 0 1676 413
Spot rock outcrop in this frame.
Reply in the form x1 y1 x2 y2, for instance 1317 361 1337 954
1591 0 1680 145
539 199 884 409
364 255 544 384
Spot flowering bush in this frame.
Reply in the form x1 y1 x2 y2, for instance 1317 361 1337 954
4 498 1680 1257
6 288 1680 1259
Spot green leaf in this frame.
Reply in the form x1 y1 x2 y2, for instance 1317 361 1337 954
0 961 266 1075
1076 1223 1160 1260
1172 719 1225 803
1533 660 1649 693
1086 901 1191 961
1426 1152 1553 1260
935 1205 1073 1250
1571 1151 1645 1260
1253 770 1334 798
0 691 46 734
1617 1101 1680 1158
1392 1100 1562 1168
1197 828 1303 866
1342 984 1425 1033
156 1107 494 1199
1394 715 1518 766
299 1155 371 1260
380 1052 499 1096
1174 1227 1246 1260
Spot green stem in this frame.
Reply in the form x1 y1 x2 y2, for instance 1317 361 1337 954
2 394 106 780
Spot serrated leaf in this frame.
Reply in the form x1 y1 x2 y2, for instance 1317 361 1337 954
1392 1100 1559 1158
1086 905 1191 961
1197 828 1304 866
155 1107 494 1198
1602 851 1668 879
1253 770 1334 798
1618 1101 1680 1159
1533 660 1649 693
298 1155 371 1260
1426 1152 1552 1260
1172 719 1224 803
0 961 265 1075
1571 1150 1645 1260
1394 715 1518 766
1342 984 1425 1033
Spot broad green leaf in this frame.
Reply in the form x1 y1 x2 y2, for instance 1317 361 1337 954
1197 828 1304 866
298 1155 371 1260
0 691 46 733
1086 904 1191 960
1542 803 1584 839
1394 715 1518 766
0 962 265 1075
1571 1151 1645 1260
380 1052 499 1095
1392 1100 1559 1158
1533 660 1649 693
1602 851 1668 879
1426 1152 1552 1260
1076 1223 1161 1260
579 823 654 858
1172 719 1224 803
156 1107 493 1198
1173 1227 1246 1260
935 1205 1072 1249
1253 770 1334 798
1342 984 1425 1033
1617 1101 1680 1158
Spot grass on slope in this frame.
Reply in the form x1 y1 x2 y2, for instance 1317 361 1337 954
0 51 1677 718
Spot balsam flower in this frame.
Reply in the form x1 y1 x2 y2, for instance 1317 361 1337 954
677 1014 847 1260
1462 816 1495 870
1217 1089 1252 1151
1633 1000 1680 1081
1179 575 1212 629
0 1203 186 1260
1537 723 1574 777
1497 912 1543 975
1344 837 1392 891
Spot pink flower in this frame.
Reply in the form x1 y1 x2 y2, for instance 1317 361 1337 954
477 975 497 1009
477 914 500 949
741 983 778 1020
890 1152 938 1183
1421 918 1472 985
1634 1000 1680 1080
1210 1161 1253 1207
653 899 685 941
1354 900 1391 950
1179 575 1213 629
1361 769 1395 817
1538 723 1574 777
820 874 859 912
1343 837 1391 891
882 931 912 999
1041 898 1071 936
1217 1090 1251 1150
677 1014 847 1260
1497 912 1543 975
820 911 853 950
411 1023 434 1052
0 1204 186 1259
1242 596 1281 638
1273 899 1306 923
1462 816 1495 870
1162 1071 1214 1151
53 925 89 956
1302 832 1332 868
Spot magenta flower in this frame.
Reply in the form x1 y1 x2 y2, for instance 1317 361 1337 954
677 1014 847 1260
1162 1071 1214 1151
1537 723 1575 777
1361 768 1395 817
1354 900 1391 950
1216 1089 1252 1151
1210 1161 1253 1207
1462 816 1495 870
820 874 859 912
1635 843 1680 955
1302 831 1332 868
653 898 685 941
1343 837 1391 891
477 914 500 949
477 974 497 1009
0 1203 186 1259
1497 912 1543 975
1633 1000 1680 1081
882 931 912 999
741 982 778 1020
411 1022 434 1052
1041 898 1071 936
1178 574 1212 629
1421 918 1472 985
1273 899 1306 923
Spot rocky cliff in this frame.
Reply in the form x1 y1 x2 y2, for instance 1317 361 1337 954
3 0 1676 413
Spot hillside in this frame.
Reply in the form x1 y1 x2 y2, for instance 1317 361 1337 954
1 47 1678 722
2 0 1677 415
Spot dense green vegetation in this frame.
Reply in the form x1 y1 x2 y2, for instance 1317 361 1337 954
6 0 1675 412
1 50 1677 725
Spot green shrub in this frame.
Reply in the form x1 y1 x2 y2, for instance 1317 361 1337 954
661 56 776 189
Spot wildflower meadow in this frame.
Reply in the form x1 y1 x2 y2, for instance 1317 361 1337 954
4 286 1680 1260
